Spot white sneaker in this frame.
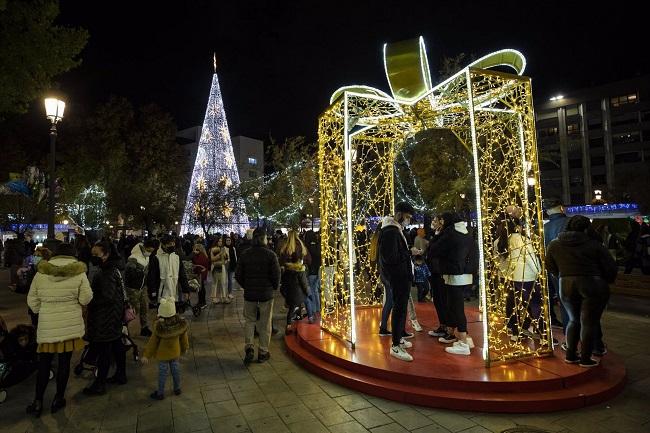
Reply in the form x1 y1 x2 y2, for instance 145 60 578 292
400 338 412 349
411 319 423 332
390 345 413 362
445 341 470 355
453 337 474 349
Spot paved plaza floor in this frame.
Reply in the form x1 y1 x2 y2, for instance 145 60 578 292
1 268 649 433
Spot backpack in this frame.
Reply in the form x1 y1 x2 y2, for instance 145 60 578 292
124 258 146 290
369 229 382 269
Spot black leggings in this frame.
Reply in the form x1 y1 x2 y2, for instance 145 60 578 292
559 276 609 362
35 351 72 401
446 284 470 333
92 339 126 382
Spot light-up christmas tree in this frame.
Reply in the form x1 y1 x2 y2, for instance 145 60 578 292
181 56 249 235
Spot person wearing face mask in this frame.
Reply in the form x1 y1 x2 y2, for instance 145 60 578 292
83 240 127 395
426 216 449 338
427 212 478 356
149 234 191 304
378 202 418 362
125 239 157 337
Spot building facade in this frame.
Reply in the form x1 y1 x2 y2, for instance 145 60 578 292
177 127 264 187
231 136 264 181
535 75 650 205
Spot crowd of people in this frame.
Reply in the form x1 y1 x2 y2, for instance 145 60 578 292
0 226 324 416
0 198 647 414
373 199 624 367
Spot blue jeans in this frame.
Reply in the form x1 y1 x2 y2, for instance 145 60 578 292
158 359 180 395
305 274 321 318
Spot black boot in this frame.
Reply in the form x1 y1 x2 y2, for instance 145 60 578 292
51 395 66 414
244 346 255 365
26 400 43 417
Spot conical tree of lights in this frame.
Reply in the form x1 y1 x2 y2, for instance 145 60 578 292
181 67 249 235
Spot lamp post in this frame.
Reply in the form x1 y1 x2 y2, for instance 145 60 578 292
44 97 65 240
140 205 146 236
253 192 260 228
308 197 315 231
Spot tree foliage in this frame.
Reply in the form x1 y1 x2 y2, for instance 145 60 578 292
0 0 88 117
187 178 242 238
58 96 185 231
258 136 318 226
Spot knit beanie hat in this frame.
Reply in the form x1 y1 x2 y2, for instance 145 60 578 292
158 297 176 318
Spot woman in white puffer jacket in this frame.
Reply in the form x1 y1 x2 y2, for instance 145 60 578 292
494 216 542 342
26 243 93 417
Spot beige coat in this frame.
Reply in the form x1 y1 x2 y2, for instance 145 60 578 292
27 256 93 344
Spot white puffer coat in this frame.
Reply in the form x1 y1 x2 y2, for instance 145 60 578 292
27 256 93 344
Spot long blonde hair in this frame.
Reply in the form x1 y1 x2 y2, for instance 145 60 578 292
279 230 306 258
193 243 208 259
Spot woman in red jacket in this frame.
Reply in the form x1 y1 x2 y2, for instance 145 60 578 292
192 243 210 308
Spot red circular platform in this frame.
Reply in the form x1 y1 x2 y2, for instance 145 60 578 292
285 304 626 413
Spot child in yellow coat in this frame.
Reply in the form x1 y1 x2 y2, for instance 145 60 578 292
141 297 189 400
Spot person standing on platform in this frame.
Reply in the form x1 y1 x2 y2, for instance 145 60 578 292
428 212 477 356
546 215 617 367
426 216 448 338
378 202 417 362
543 198 568 331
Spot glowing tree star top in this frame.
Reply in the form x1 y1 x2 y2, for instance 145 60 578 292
181 57 249 235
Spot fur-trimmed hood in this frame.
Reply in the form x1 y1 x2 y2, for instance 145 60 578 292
129 243 150 268
37 256 87 279
284 262 305 273
154 316 188 339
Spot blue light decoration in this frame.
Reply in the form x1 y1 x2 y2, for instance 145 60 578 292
566 203 640 215
181 65 249 235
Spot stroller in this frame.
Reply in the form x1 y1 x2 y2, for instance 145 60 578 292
0 321 51 404
73 324 140 377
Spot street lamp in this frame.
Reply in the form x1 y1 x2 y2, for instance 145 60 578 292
44 97 65 240
309 197 315 231
253 192 260 228
62 219 69 225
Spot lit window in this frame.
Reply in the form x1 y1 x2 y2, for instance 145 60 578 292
567 123 580 136
248 157 257 165
611 93 638 108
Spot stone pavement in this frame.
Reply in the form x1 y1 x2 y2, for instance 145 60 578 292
1 267 649 433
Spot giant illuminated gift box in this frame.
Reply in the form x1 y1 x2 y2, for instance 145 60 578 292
317 37 553 365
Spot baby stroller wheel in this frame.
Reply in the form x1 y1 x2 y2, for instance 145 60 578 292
0 389 7 404
49 369 55 380
192 305 201 317
73 364 83 376
132 347 139 362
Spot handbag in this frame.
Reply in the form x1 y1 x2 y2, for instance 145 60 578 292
115 269 136 323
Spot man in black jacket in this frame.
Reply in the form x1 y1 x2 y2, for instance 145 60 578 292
236 228 281 364
378 202 416 362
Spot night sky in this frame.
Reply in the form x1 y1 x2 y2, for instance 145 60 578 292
56 1 648 141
